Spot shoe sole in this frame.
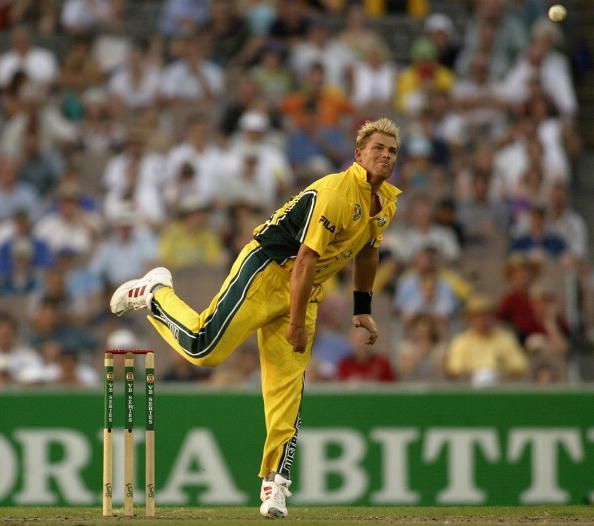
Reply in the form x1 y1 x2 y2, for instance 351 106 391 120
261 507 286 519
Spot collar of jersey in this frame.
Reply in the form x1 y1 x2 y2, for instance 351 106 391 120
350 161 402 200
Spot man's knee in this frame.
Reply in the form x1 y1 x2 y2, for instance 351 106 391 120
196 352 225 368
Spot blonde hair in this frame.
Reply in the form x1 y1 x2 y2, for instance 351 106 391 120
355 117 400 151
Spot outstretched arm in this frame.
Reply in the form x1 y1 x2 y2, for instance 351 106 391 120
287 244 319 353
352 244 379 345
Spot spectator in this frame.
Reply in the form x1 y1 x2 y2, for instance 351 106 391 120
0 209 53 270
0 312 43 384
424 13 460 70
208 0 253 67
0 25 58 88
219 73 263 138
508 204 568 262
501 20 576 117
396 313 447 381
34 184 102 256
0 156 41 222
162 349 212 382
398 135 445 196
89 207 158 290
290 19 356 92
241 0 276 36
434 197 464 247
337 328 396 383
395 37 454 114
0 238 43 297
268 0 310 47
3 0 59 35
159 194 225 270
61 0 124 34
386 195 460 264
456 0 528 81
510 163 548 222
18 121 64 197
223 202 266 262
60 36 103 119
531 357 564 384
286 106 350 181
159 31 224 104
90 23 131 75
221 110 292 208
158 0 211 37
53 248 102 321
452 52 508 140
497 252 541 342
0 79 77 158
525 284 569 375
426 89 468 163
103 127 167 226
57 166 100 212
250 44 292 106
311 293 352 381
446 294 529 386
108 39 161 110
394 246 459 331
280 62 353 128
78 87 126 154
490 116 542 201
28 298 98 355
458 174 509 248
210 343 260 386
164 113 223 210
52 347 99 386
34 340 98 385
545 182 588 261
337 4 389 60
348 44 396 109
528 93 572 183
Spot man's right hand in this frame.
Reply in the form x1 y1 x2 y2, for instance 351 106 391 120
286 323 308 353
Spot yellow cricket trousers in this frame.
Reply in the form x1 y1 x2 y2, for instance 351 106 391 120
147 240 321 478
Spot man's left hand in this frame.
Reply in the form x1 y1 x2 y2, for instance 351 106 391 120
352 314 378 345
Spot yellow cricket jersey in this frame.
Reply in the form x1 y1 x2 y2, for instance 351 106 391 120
253 162 402 284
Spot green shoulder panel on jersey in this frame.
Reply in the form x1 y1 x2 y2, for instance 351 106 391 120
254 190 317 261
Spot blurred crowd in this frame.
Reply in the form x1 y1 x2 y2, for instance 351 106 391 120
0 0 591 389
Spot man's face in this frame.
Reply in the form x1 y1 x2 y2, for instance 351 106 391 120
355 133 398 185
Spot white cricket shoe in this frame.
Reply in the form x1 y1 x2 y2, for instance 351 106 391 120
110 267 173 317
260 474 292 519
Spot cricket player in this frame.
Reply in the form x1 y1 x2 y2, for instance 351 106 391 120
110 117 401 518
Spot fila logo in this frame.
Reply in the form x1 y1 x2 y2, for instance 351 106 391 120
319 215 336 233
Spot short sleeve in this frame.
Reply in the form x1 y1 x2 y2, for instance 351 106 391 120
298 190 347 256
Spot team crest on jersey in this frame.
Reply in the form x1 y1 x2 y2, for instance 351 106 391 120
377 217 387 227
352 203 362 221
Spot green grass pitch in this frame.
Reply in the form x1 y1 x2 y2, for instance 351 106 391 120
1 506 594 526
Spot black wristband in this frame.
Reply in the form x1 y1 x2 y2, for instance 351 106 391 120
353 291 372 315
